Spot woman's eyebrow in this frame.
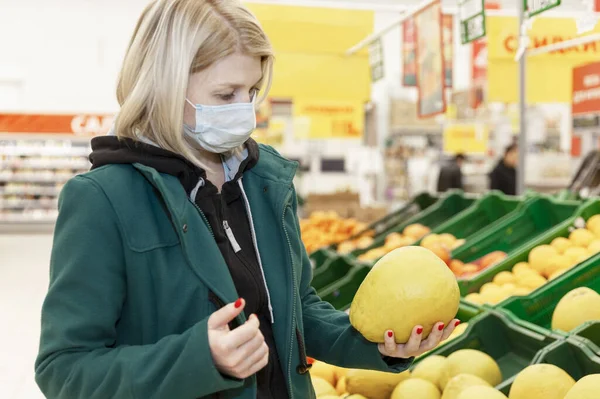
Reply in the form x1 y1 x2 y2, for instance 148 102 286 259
212 78 263 90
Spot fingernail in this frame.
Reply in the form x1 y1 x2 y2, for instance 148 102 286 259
438 323 445 331
417 327 423 335
307 357 315 365
234 298 243 308
455 320 461 327
387 331 393 338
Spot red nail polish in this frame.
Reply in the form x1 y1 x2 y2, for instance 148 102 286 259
455 320 461 327
438 323 445 331
387 331 393 338
417 327 423 335
234 298 243 308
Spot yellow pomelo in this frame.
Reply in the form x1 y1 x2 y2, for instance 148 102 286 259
513 287 532 296
513 266 541 279
440 349 502 389
493 271 516 285
552 287 600 332
464 293 484 305
391 378 441 399
564 247 590 265
551 237 573 254
544 255 572 278
515 273 547 290
502 283 517 295
570 229 596 247
318 396 340 399
312 376 337 397
564 374 600 399
548 268 569 280
345 369 411 399
310 361 337 386
512 262 532 274
449 322 468 339
508 364 575 399
480 282 502 294
529 245 559 275
336 376 347 395
588 240 600 255
345 395 368 399
349 247 460 343
458 386 507 399
442 374 491 399
412 355 448 390
438 233 457 247
586 214 600 231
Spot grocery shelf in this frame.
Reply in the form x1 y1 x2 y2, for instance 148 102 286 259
0 175 74 184
413 309 560 393
571 321 600 354
460 199 600 298
497 252 600 336
0 199 58 209
312 255 358 293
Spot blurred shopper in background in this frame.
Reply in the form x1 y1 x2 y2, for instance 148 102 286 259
437 153 465 192
490 144 518 195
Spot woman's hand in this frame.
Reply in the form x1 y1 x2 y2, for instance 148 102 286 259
378 319 461 359
208 298 269 379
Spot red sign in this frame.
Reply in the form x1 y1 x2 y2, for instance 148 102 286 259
402 18 417 86
442 14 454 88
572 62 600 116
0 113 114 136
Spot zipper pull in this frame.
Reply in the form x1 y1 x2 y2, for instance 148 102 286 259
223 220 242 253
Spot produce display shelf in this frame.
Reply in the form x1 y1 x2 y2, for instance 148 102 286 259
415 191 522 245
452 195 580 265
309 192 440 269
354 190 477 258
497 251 600 336
459 199 600 297
412 309 561 393
570 321 600 354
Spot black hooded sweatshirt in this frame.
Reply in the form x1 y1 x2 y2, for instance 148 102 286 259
489 159 517 196
89 136 289 399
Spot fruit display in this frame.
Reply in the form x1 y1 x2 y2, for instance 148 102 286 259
300 211 371 254
551 287 600 332
356 224 431 262
349 246 460 343
509 364 576 399
465 214 600 306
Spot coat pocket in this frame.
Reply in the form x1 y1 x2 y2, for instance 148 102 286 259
295 327 312 375
208 291 240 331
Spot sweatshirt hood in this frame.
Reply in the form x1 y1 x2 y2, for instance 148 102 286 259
89 136 259 195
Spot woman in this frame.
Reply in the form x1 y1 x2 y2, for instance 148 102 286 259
35 1 459 398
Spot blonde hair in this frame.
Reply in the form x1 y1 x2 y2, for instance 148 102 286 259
115 0 273 167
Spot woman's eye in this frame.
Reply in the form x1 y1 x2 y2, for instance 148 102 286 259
218 93 235 101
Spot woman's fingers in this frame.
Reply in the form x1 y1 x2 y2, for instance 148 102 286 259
441 319 460 341
383 330 396 353
404 325 424 355
237 342 270 378
420 322 446 352
223 314 260 350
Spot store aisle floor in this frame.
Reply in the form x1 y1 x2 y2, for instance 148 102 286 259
0 234 52 399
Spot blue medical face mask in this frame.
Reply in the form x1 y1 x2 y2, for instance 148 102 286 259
183 95 257 153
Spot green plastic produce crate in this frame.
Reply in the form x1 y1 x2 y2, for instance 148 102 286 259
571 321 600 354
460 199 599 298
352 191 477 258
412 309 560 393
415 191 522 245
311 256 358 293
497 252 600 336
452 195 580 265
309 192 440 269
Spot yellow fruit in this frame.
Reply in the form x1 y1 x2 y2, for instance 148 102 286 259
345 396 368 399
544 255 572 278
502 283 518 295
349 247 460 343
512 262 531 274
310 361 337 386
345 369 411 399
451 322 469 337
439 233 457 247
493 271 516 285
312 376 337 397
465 293 484 305
441 374 491 399
336 376 347 395
508 364 575 399
588 240 600 255
452 239 466 250
552 287 600 332
404 224 431 240
391 378 441 399
570 229 596 248
440 349 502 389
513 287 532 296
551 237 573 254
412 356 448 390
421 234 441 249
318 396 340 399
548 268 569 280
458 386 508 399
564 247 590 265
515 273 547 290
480 282 502 294
564 374 600 399
529 245 559 275
586 214 600 231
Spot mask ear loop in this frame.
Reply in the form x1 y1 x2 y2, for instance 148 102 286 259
185 98 197 108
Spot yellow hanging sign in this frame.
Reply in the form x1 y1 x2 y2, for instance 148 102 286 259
443 123 489 154
293 99 364 139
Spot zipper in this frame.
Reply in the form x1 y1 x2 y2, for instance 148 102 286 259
223 220 242 253
295 327 311 374
190 200 214 238
280 190 296 399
